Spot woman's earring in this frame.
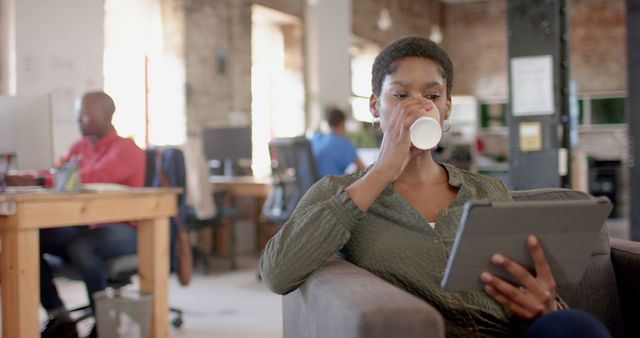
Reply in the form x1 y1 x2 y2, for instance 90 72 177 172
443 119 452 133
371 117 380 129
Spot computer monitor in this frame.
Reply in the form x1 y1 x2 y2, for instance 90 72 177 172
202 126 252 176
0 95 53 170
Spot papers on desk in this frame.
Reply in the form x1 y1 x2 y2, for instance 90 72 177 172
1 185 49 194
81 183 131 192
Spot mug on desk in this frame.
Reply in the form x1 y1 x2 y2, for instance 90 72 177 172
53 165 80 192
0 154 14 192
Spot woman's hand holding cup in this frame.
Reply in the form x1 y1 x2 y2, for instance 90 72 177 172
372 96 442 183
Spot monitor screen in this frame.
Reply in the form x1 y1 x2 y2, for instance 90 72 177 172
202 126 252 161
0 95 53 170
202 126 252 176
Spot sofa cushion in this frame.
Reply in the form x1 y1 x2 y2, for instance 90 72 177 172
511 189 623 337
283 257 445 338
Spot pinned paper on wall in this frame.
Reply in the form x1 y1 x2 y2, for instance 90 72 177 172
51 87 76 123
519 122 542 152
510 55 555 116
21 54 41 83
50 55 76 80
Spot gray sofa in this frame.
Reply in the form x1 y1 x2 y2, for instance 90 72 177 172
282 189 640 338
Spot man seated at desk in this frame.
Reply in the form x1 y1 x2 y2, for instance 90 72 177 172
311 107 365 178
6 91 145 338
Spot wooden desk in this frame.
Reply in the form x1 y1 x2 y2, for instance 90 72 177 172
0 188 179 338
209 176 273 253
208 175 271 198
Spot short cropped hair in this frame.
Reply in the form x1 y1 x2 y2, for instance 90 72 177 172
325 107 346 128
83 91 116 115
371 36 454 98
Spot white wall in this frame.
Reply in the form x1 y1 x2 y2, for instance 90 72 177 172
14 0 104 160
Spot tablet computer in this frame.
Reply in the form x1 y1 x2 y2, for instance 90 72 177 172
440 197 613 292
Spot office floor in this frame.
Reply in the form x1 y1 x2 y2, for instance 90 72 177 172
0 256 282 338
167 257 282 338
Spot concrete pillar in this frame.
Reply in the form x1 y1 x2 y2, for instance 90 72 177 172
506 0 570 189
627 0 640 240
0 0 14 95
305 0 352 130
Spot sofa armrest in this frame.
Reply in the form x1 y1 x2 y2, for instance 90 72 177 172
283 257 444 338
610 238 640 337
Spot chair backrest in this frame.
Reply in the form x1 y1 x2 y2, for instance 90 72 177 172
262 136 320 227
511 188 624 337
145 147 188 278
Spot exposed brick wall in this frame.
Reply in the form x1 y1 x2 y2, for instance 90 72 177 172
228 1 253 121
352 0 434 45
443 0 627 99
182 0 440 132
442 0 507 99
253 0 303 17
571 0 627 93
184 0 235 132
183 0 301 134
183 0 252 134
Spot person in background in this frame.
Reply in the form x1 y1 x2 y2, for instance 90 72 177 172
7 91 145 338
259 36 611 338
310 107 365 177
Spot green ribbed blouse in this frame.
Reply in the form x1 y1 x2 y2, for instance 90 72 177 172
260 163 525 337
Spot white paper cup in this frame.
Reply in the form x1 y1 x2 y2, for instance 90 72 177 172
410 116 442 150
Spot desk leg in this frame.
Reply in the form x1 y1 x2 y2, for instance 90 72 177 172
137 217 169 338
0 228 40 338
255 196 277 253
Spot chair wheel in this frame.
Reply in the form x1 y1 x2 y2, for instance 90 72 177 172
172 317 183 328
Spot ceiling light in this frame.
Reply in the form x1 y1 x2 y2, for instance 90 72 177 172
430 25 443 44
377 8 392 31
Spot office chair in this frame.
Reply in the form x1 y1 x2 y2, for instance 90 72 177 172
262 136 320 228
45 147 190 330
184 190 238 272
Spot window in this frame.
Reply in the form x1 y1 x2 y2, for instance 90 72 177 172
479 102 508 128
350 40 379 122
578 98 584 125
104 0 186 148
251 5 304 177
577 94 626 127
478 94 627 129
590 97 626 125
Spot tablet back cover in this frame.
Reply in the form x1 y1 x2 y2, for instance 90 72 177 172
441 198 612 292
